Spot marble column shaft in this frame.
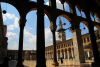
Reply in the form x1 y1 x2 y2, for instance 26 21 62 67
60 51 62 58
57 52 58 60
87 51 90 58
64 50 66 59
71 29 85 64
16 19 26 67
50 25 58 66
71 50 74 58
67 51 69 59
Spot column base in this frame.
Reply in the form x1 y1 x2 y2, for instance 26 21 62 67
16 63 24 67
92 62 100 67
52 62 59 66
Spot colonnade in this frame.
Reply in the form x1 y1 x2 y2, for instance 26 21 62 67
45 49 74 60
0 0 100 67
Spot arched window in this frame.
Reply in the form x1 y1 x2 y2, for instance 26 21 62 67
87 37 89 42
84 38 86 43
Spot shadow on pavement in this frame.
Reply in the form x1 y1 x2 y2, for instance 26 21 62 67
8 60 29 67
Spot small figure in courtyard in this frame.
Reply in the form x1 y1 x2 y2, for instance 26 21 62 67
61 57 63 64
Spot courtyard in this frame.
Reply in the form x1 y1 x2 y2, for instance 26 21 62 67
8 59 93 67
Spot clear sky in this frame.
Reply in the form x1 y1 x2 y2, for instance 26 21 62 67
1 0 97 50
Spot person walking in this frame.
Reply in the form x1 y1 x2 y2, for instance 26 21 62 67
61 57 63 64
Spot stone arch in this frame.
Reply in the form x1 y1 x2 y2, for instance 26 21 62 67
80 21 89 29
26 7 52 24
56 14 71 24
71 47 74 50
95 13 100 23
65 1 73 13
90 11 94 21
90 11 94 16
94 25 100 31
75 5 81 16
0 1 21 18
75 5 81 11
88 43 92 50
68 47 71 51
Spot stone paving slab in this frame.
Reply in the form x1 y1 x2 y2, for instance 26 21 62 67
7 59 93 67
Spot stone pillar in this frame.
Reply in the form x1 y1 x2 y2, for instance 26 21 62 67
50 25 59 66
50 53 51 59
87 51 90 58
64 50 66 59
83 9 100 66
52 52 53 59
71 50 74 59
36 0 45 66
46 54 47 59
71 29 85 64
60 51 62 58
47 53 48 59
48 53 50 59
67 51 69 59
48 53 49 59
91 50 93 58
57 52 58 60
45 54 46 58
16 19 26 67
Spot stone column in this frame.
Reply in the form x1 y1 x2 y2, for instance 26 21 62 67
71 50 74 59
47 53 49 59
64 50 66 59
48 53 50 59
87 51 90 58
46 54 47 59
36 0 45 66
83 9 100 66
16 19 26 67
50 53 51 59
47 53 48 59
71 29 85 64
57 52 58 60
60 50 62 58
67 51 69 59
52 52 53 59
50 25 59 66
91 50 93 58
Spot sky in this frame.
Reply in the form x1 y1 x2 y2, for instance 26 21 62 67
1 0 98 50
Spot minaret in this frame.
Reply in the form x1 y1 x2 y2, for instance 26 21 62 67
57 17 66 42
59 17 63 29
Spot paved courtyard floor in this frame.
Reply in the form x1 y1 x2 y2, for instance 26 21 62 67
8 59 94 67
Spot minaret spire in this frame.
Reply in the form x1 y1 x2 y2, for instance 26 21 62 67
57 16 66 42
59 16 63 29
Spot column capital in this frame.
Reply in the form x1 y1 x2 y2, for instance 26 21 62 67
71 28 81 33
50 25 57 32
19 18 27 27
